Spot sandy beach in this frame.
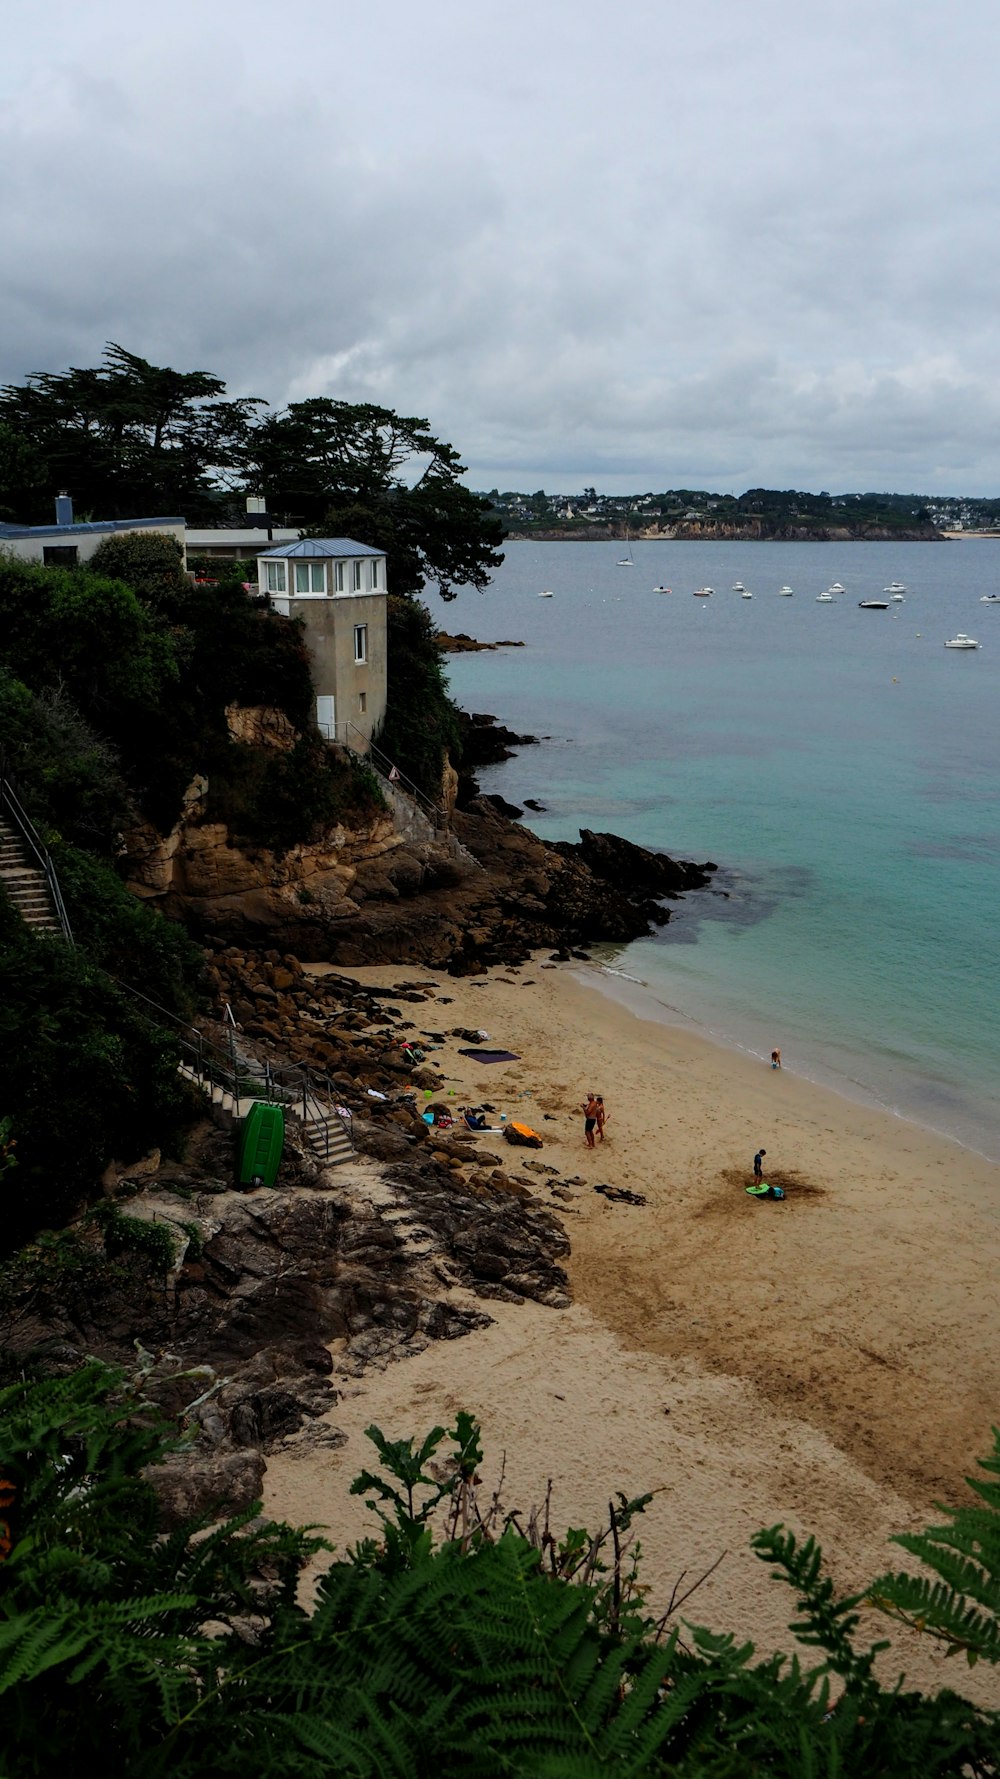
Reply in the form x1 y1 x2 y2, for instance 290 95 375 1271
264 957 1000 1685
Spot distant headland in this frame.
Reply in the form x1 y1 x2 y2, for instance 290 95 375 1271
477 485 1000 542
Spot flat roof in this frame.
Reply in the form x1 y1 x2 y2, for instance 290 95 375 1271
186 527 301 545
0 516 184 540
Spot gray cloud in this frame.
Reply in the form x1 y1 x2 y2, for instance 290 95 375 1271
3 0 1000 493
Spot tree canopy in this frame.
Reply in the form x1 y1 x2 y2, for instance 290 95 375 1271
0 344 261 524
0 346 505 597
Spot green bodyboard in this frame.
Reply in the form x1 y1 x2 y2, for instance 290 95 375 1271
238 1101 285 1188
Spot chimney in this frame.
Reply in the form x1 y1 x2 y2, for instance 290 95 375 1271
55 492 73 526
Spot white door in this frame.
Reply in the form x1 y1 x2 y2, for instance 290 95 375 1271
316 694 336 739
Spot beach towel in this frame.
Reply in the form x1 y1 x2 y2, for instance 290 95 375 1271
504 1121 543 1149
457 1048 521 1063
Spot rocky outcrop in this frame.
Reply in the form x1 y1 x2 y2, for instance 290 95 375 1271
435 632 525 653
563 829 717 899
122 769 716 971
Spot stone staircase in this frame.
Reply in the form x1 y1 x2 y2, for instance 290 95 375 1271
0 816 61 935
177 1036 354 1170
299 1101 354 1168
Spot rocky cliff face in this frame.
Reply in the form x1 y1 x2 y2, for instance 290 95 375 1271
122 710 716 971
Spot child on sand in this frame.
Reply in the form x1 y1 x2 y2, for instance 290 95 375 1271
771 1049 782 1069
753 1147 766 1181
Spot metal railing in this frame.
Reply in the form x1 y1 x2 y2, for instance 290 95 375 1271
0 755 74 944
115 982 354 1163
334 721 445 826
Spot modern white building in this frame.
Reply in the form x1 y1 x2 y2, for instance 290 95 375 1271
0 495 186 567
255 538 388 749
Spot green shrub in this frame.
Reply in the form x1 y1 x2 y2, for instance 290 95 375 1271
1 1367 1000 1777
379 594 463 798
0 897 188 1253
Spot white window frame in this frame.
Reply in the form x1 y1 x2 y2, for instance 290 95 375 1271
263 560 287 594
370 558 380 589
333 561 345 593
294 561 325 594
354 623 368 663
352 559 363 591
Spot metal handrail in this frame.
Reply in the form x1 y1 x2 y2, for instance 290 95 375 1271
339 721 445 825
115 979 354 1158
0 755 74 944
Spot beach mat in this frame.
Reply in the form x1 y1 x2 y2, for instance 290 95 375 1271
458 1048 521 1063
504 1121 543 1148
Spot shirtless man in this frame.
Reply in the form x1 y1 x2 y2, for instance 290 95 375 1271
595 1096 608 1140
582 1092 599 1149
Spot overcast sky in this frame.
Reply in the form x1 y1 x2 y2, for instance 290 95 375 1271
3 0 999 495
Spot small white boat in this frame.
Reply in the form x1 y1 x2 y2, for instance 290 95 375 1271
693 586 714 597
538 589 554 598
884 581 906 594
653 585 672 593
732 581 746 592
828 582 846 594
741 589 753 599
816 591 834 602
859 599 889 609
777 585 794 596
945 633 980 649
980 593 1000 603
890 592 905 601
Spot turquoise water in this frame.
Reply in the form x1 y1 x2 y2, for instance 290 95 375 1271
429 539 1000 1159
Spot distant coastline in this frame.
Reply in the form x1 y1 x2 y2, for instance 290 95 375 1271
504 522 944 543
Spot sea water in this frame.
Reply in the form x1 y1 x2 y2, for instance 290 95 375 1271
427 539 1000 1160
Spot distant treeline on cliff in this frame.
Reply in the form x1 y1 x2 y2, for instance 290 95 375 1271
491 485 944 541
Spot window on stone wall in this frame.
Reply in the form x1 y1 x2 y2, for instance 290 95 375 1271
43 545 79 566
334 561 345 592
263 560 287 594
354 624 367 663
358 691 367 713
352 559 363 591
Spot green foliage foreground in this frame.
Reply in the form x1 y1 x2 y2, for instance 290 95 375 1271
1 1366 998 1776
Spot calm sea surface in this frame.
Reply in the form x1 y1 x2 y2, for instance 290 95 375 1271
426 539 1000 1160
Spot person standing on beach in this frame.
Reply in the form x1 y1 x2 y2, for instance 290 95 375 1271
582 1093 599 1149
596 1096 608 1141
753 1147 766 1181
771 1049 782 1069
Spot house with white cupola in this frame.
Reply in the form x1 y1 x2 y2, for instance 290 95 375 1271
255 537 387 749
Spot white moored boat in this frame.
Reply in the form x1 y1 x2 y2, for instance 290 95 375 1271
653 584 672 593
945 633 980 649
816 591 834 602
777 585 794 596
693 586 714 596
828 582 846 593
741 589 753 598
980 593 1000 603
538 589 554 597
732 581 746 591
859 599 889 609
884 581 906 594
